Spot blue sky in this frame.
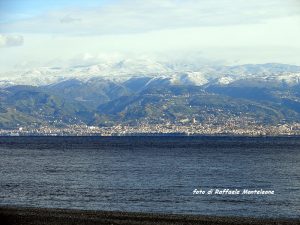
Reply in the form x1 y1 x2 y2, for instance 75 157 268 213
0 0 111 23
0 0 109 13
0 0 300 72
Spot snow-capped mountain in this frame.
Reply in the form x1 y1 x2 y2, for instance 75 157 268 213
1 62 300 88
1 62 300 129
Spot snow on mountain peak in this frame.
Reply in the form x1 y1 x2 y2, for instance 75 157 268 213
0 63 300 88
276 73 300 85
217 77 234 85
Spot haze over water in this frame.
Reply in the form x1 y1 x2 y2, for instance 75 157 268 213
0 136 299 219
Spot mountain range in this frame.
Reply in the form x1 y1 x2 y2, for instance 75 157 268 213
1 63 300 129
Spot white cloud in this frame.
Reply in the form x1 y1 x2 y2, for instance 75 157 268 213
60 15 82 24
0 34 24 47
1 0 299 35
0 0 300 72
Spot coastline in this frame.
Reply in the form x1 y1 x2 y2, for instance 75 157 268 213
1 134 300 137
0 206 299 225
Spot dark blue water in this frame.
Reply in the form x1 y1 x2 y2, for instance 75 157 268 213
0 136 299 219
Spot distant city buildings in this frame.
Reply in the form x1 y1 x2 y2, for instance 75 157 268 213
1 121 300 136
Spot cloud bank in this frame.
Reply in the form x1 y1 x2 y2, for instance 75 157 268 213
1 0 299 35
0 34 24 47
0 0 300 72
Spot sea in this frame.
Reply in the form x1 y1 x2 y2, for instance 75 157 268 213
0 136 299 219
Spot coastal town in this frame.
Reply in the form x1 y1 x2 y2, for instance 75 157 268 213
1 121 300 136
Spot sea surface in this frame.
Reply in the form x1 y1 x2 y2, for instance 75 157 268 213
0 136 299 219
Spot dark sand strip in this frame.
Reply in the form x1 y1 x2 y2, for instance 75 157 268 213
0 206 299 225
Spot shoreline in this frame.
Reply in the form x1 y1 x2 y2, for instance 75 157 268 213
1 206 299 225
1 134 300 137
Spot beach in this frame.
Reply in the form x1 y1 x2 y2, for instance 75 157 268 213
0 206 299 225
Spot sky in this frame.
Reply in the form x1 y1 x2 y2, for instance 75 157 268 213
0 0 300 72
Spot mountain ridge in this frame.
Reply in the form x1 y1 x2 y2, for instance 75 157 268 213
1 62 300 88
1 63 300 129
